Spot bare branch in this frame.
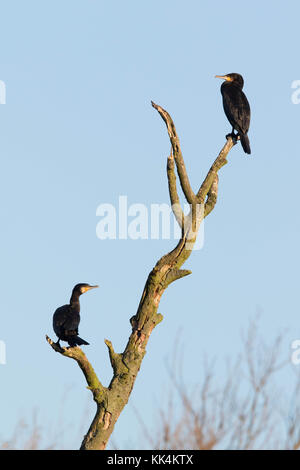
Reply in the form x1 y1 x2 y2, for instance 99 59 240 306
167 151 185 228
46 335 105 402
104 339 128 376
152 101 196 204
196 137 235 203
205 175 219 217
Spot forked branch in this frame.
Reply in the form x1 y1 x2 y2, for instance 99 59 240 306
46 102 236 450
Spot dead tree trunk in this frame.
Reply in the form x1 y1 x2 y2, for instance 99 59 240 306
46 101 236 450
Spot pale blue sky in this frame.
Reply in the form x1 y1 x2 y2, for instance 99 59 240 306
1 0 300 449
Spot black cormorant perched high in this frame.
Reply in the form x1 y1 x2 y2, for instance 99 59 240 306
53 283 98 347
215 73 251 154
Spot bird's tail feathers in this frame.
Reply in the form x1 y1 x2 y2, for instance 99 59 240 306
69 336 89 346
240 134 251 154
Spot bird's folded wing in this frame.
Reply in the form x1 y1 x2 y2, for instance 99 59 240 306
223 88 250 133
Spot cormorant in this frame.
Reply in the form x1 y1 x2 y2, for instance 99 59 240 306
53 283 98 347
215 73 251 154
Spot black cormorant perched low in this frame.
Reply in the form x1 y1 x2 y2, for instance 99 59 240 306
53 283 98 347
215 73 251 154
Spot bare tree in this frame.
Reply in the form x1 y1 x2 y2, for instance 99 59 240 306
4 322 300 449
46 102 236 450
0 410 57 450
139 321 300 450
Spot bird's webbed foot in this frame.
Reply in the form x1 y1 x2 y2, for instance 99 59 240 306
226 132 239 144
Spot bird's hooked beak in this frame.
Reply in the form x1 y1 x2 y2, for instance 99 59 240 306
215 75 233 82
81 285 99 294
